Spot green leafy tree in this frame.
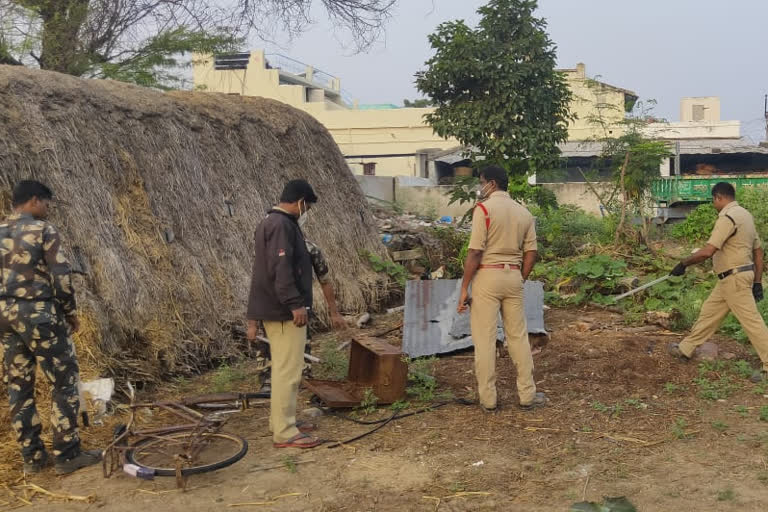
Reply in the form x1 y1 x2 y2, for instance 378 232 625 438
0 0 397 87
415 0 573 178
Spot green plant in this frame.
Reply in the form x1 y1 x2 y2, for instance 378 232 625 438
210 363 247 393
363 251 409 287
760 406 768 422
670 203 717 242
591 401 623 418
390 400 410 413
672 418 690 440
711 421 729 432
282 455 297 473
733 360 755 379
358 388 379 416
757 471 768 485
694 361 741 400
405 356 440 403
717 488 735 502
664 382 685 393
734 405 749 417
315 343 349 380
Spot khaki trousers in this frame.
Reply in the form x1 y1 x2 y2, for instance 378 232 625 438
470 267 536 408
263 320 306 443
680 271 768 371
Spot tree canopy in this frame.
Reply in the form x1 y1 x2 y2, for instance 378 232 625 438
415 0 572 177
0 0 396 88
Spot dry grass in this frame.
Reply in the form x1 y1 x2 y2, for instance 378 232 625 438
0 64 392 477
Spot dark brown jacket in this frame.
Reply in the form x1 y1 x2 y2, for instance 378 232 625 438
247 209 313 322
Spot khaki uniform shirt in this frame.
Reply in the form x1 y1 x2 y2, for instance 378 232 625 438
707 201 762 274
468 191 537 265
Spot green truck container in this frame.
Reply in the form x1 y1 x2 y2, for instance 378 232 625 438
652 175 768 207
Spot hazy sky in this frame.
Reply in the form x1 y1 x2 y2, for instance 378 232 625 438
258 0 768 143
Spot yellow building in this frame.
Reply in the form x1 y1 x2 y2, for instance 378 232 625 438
193 51 638 178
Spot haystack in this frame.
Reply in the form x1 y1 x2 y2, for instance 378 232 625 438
0 65 390 383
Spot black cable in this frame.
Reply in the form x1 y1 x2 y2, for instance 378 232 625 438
323 398 474 448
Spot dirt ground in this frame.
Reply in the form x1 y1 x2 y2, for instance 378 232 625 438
3 307 768 511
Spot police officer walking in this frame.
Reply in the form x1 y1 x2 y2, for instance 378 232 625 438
0 180 101 474
457 166 547 411
669 182 768 382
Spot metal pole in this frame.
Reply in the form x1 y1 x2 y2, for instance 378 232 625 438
674 141 681 176
614 275 672 301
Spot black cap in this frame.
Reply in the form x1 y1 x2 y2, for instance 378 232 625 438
280 179 318 204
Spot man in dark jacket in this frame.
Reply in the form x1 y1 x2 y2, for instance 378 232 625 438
246 179 321 448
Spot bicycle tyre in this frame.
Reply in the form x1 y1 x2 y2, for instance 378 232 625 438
125 430 248 477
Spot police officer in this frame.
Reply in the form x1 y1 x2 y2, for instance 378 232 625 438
457 166 547 411
0 180 101 474
669 182 768 382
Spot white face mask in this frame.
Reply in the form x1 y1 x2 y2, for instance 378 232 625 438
298 200 308 228
476 183 492 200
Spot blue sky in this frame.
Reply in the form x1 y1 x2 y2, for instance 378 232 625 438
256 0 768 142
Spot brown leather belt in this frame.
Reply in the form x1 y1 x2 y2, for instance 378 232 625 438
479 264 520 270
717 264 754 280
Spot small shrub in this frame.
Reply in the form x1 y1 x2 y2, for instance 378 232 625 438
711 421 729 432
760 406 768 422
670 203 717 242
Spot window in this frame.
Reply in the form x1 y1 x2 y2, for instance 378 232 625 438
363 163 376 176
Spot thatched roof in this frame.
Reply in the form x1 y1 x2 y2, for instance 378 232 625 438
0 65 389 382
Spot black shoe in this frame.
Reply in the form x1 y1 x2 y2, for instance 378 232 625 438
481 404 498 414
55 450 102 475
520 392 548 411
750 370 768 384
23 451 48 474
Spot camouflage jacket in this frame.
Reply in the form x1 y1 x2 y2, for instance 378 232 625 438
305 241 330 284
0 213 76 316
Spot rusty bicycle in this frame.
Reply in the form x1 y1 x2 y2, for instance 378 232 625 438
102 384 268 486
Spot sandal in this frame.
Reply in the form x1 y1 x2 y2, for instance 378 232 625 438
273 432 322 449
297 421 316 433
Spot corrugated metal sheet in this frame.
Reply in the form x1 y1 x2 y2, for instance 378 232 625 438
402 279 546 358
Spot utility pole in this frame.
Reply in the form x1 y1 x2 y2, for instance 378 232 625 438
765 94 768 142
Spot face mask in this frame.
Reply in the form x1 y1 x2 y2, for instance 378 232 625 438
298 200 308 228
476 183 492 200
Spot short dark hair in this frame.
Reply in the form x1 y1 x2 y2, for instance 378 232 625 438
479 166 509 191
280 179 318 204
12 180 53 207
711 182 735 199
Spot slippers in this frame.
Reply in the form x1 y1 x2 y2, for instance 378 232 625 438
273 432 322 449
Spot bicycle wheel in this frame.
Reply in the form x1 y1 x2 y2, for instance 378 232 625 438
125 430 248 477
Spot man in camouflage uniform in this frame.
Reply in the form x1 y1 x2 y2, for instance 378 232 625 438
0 180 100 475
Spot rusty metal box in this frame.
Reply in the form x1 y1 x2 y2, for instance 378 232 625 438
304 337 407 407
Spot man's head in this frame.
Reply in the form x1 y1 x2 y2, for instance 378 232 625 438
12 180 53 219
278 179 318 217
477 166 509 199
711 182 736 212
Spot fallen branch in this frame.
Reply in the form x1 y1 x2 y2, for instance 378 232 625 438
21 483 94 503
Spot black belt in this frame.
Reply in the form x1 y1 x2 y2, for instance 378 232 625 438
717 264 754 280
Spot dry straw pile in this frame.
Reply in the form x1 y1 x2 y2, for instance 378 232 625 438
0 65 390 385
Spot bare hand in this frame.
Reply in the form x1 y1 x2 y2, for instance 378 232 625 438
66 315 80 334
330 313 348 331
292 308 308 327
246 321 261 341
457 289 471 314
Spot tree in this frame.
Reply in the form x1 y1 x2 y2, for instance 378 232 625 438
403 98 432 108
415 0 572 178
0 0 397 87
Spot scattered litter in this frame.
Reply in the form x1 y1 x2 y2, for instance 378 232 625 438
471 460 484 467
301 407 324 418
570 496 637 512
430 266 445 280
356 313 372 329
80 377 115 426
386 305 405 314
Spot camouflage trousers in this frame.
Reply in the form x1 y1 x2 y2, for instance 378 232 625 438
0 299 81 464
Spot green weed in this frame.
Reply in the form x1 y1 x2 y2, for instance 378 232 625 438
390 400 411 413
664 382 685 393
734 405 749 417
405 356 440 403
591 401 623 418
711 421 729 432
210 363 247 393
760 406 768 422
363 251 408 287
282 455 297 473
758 471 768 485
717 488 735 502
358 388 379 416
672 418 690 439
316 343 348 380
